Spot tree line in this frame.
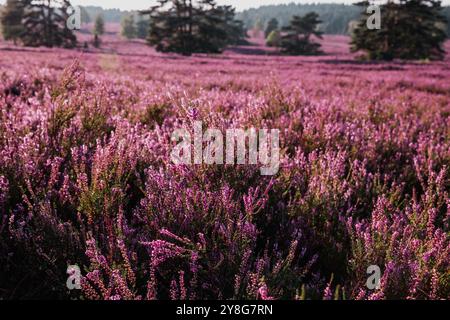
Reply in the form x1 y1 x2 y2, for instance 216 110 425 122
238 3 363 35
0 0 448 60
261 0 447 60
238 2 450 36
0 0 246 54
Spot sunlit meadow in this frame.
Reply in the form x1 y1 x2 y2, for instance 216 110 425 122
0 33 449 300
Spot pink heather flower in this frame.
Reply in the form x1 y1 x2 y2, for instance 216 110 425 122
258 283 274 301
170 278 178 300
179 271 187 300
141 240 187 267
323 280 333 300
1 38 449 301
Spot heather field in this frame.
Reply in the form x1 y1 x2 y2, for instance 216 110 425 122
0 34 449 300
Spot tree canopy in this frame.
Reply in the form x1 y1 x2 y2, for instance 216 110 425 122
1 0 77 48
266 29 281 47
121 14 137 39
0 0 24 44
352 0 448 60
94 14 105 35
280 12 323 56
264 18 279 38
142 0 246 55
238 3 362 35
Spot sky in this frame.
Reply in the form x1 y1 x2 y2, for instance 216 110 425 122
1 0 449 11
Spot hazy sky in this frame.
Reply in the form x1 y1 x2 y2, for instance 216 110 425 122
0 0 449 11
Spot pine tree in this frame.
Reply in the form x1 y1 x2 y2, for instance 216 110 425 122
20 0 77 48
0 0 25 45
264 18 279 38
136 16 149 39
280 12 323 55
121 14 137 39
142 0 244 55
195 3 228 53
351 0 448 60
144 0 195 55
94 14 105 36
200 5 247 48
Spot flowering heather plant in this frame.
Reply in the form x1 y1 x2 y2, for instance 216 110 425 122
0 37 449 300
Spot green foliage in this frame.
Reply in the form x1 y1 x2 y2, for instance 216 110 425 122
351 0 448 61
136 16 149 39
238 3 362 35
140 103 168 129
79 6 124 23
94 14 105 36
443 6 450 35
280 12 323 55
0 0 24 44
19 0 77 48
264 18 279 38
121 14 136 39
266 30 281 47
217 5 248 46
143 0 246 55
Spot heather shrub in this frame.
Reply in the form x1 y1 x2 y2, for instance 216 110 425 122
0 43 449 300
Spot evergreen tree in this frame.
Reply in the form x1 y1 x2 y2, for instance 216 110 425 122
121 14 136 39
20 0 77 48
352 0 448 60
94 14 105 35
264 18 279 38
143 0 244 55
136 16 149 39
214 5 247 46
0 0 25 45
280 12 323 55
236 3 362 35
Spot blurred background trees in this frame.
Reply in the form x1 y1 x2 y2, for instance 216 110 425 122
280 12 323 55
94 14 105 36
0 0 448 59
352 0 448 60
136 16 150 40
266 30 281 47
264 17 279 38
238 3 362 35
79 6 91 24
121 14 136 39
1 0 76 47
92 13 104 48
0 0 24 45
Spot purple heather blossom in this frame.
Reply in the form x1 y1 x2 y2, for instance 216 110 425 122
0 36 448 300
